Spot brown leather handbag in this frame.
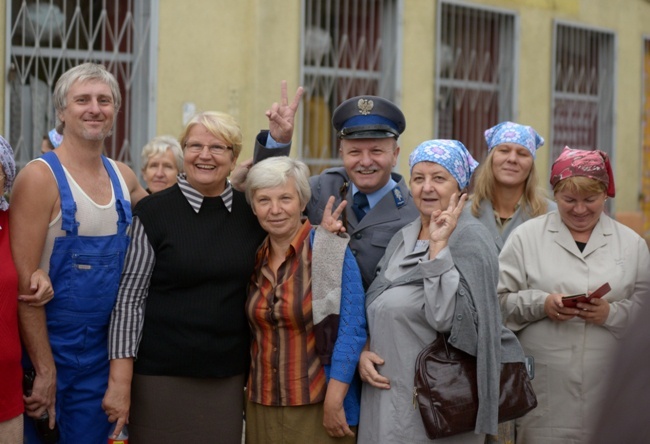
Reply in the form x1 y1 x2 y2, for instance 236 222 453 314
414 334 537 439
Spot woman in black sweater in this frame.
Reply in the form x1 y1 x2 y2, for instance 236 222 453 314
104 111 265 443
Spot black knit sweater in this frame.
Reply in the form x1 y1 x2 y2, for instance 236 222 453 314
133 185 266 378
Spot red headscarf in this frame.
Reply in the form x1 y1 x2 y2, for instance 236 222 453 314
550 146 615 198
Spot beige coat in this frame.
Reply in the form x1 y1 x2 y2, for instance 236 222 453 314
498 211 650 443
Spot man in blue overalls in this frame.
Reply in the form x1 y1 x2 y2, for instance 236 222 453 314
10 63 148 443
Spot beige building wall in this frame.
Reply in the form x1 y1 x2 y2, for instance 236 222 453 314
2 0 649 213
413 0 648 212
156 0 301 158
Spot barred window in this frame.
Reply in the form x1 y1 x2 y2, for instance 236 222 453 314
435 1 516 162
6 0 156 170
550 22 615 162
300 0 399 174
641 38 650 236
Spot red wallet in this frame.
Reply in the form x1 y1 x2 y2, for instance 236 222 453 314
561 282 611 308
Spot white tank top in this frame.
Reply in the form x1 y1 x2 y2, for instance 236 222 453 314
33 157 131 273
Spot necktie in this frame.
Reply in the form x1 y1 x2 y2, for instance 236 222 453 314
352 192 369 221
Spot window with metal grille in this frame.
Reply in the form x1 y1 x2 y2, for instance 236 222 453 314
550 22 615 162
641 38 650 237
435 1 516 162
300 0 399 174
5 0 156 170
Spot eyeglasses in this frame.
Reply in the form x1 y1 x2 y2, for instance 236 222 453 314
184 142 232 156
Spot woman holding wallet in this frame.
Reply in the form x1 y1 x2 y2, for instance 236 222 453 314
498 146 650 443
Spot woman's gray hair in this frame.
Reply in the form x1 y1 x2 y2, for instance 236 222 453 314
53 63 122 117
141 135 183 172
245 156 312 207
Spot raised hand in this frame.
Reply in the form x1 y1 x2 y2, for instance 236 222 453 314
319 195 347 234
266 80 304 144
428 193 467 258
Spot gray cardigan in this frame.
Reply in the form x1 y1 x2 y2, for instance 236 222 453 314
366 212 525 435
466 198 557 252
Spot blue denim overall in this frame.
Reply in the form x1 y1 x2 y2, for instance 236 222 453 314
24 152 131 444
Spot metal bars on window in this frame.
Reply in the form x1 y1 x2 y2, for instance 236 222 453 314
435 1 516 162
641 38 650 237
300 0 399 174
5 0 155 169
550 22 615 162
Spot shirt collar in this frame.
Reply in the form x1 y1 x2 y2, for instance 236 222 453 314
177 173 233 213
351 177 397 210
259 219 313 262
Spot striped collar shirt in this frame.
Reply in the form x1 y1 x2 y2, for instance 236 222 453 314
246 220 327 406
109 175 233 360
177 173 233 213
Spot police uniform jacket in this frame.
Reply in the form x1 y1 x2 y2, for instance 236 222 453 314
253 133 419 288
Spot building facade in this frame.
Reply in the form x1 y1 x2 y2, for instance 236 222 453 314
2 0 650 238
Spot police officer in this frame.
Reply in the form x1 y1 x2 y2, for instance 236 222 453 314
249 86 419 288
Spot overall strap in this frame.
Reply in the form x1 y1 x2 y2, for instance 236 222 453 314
41 151 79 236
101 156 132 236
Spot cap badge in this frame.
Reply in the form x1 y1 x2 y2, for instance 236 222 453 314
357 98 374 115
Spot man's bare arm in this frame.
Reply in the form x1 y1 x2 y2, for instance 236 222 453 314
116 162 148 208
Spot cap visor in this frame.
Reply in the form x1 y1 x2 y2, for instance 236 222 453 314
340 130 398 140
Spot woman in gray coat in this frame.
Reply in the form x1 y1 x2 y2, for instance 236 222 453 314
357 140 527 443
468 121 555 252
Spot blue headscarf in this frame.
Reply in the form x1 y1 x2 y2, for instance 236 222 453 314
48 128 63 148
484 121 544 159
0 136 17 211
408 139 479 190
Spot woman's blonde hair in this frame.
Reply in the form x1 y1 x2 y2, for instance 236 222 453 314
470 149 549 218
178 111 242 158
552 175 607 195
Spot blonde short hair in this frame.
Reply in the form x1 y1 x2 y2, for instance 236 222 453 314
179 111 242 159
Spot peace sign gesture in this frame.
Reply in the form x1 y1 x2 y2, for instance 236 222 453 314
320 195 348 234
266 80 304 144
428 192 467 258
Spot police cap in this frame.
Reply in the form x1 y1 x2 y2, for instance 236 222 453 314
332 96 406 140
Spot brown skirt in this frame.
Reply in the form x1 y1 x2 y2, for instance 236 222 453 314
130 373 245 444
245 400 356 444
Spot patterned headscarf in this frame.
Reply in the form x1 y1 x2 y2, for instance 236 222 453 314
0 135 17 211
408 139 479 190
48 128 63 148
550 146 615 197
484 121 544 159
